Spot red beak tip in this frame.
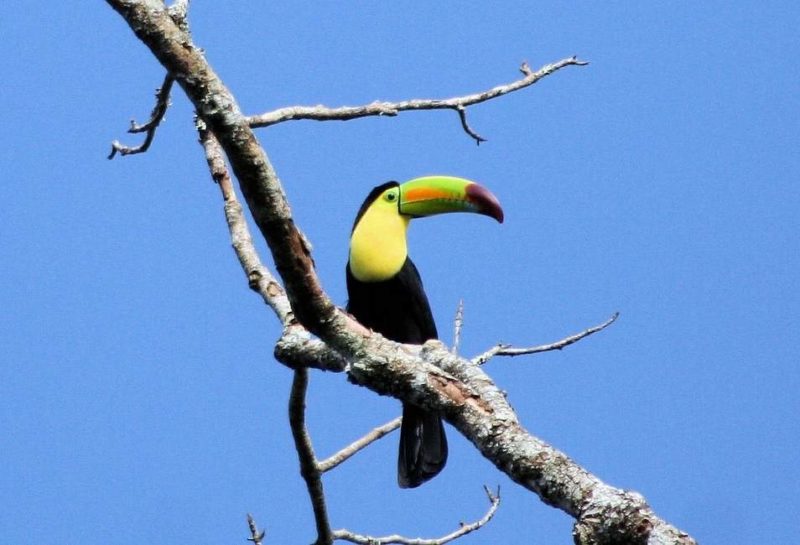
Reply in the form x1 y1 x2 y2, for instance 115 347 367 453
466 182 504 224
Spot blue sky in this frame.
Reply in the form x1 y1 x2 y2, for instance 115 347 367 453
1 2 798 544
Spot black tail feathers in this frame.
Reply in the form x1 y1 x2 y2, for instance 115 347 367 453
397 403 448 488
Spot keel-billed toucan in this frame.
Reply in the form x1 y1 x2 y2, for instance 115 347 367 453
346 175 503 488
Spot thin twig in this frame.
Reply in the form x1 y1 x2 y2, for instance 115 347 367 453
289 368 334 545
333 486 501 545
472 312 619 366
197 119 348 372
317 417 402 473
246 513 266 545
455 105 486 144
108 73 174 159
247 57 588 144
452 299 464 355
196 118 293 322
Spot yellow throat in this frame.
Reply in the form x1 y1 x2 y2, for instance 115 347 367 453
349 198 410 282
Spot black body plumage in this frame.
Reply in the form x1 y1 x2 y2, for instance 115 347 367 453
346 255 448 488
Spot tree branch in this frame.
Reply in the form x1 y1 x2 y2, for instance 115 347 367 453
333 486 500 545
452 299 464 355
317 417 402 473
289 367 333 545
108 73 174 159
246 513 266 545
472 312 620 365
196 119 348 372
106 3 696 543
246 58 588 144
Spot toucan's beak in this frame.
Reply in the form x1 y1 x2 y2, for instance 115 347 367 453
398 175 504 223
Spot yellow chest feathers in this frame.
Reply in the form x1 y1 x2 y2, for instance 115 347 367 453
349 203 410 282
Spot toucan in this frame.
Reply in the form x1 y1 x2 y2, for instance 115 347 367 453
346 175 503 488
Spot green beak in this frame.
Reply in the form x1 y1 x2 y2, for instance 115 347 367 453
398 175 504 223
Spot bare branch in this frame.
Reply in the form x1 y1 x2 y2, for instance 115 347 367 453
108 73 174 159
106 3 696 542
472 312 619 365
167 0 189 31
246 57 588 144
246 514 266 545
196 118 293 322
196 119 348 372
452 299 464 355
289 367 333 545
317 417 402 473
455 105 486 144
333 485 500 545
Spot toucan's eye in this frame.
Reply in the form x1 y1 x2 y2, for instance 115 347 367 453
385 191 398 202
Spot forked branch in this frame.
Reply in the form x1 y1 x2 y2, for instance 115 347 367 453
247 58 588 144
108 73 174 159
246 514 266 545
333 486 500 545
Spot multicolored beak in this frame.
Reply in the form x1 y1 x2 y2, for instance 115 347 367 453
398 176 504 223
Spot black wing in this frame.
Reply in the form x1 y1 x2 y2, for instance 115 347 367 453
345 256 447 488
346 257 437 343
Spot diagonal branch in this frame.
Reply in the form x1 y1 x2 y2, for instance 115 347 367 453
109 73 174 159
106 3 696 543
472 312 620 365
247 58 587 144
196 118 347 372
197 117 292 322
317 417 402 473
246 514 266 545
333 486 500 545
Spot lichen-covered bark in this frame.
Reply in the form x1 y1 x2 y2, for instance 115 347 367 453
105 2 697 543
107 0 339 337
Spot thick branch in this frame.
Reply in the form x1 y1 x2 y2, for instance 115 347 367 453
107 0 343 339
333 486 500 545
247 58 587 144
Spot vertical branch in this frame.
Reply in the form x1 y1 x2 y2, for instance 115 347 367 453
289 367 333 545
452 299 464 355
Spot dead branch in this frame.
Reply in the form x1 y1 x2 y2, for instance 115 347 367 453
317 417 402 473
289 367 333 545
197 120 347 372
333 486 500 545
246 514 266 545
108 73 174 159
247 58 588 144
472 312 620 366
106 2 696 543
452 299 465 355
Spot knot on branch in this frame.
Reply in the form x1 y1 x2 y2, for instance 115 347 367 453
573 489 653 545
